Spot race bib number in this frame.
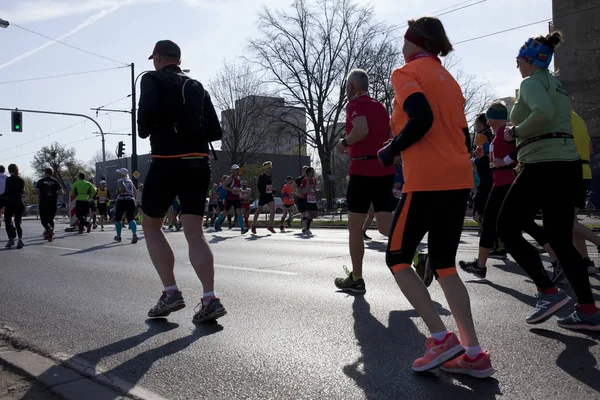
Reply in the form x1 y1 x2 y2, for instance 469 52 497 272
307 195 316 204
393 189 402 199
99 196 107 204
288 193 294 201
266 185 273 194
232 187 240 195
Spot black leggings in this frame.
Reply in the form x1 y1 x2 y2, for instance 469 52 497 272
498 160 593 304
474 178 492 217
5 203 24 240
480 184 548 249
40 202 57 230
75 200 90 232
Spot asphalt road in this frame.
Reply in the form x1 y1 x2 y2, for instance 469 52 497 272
1 221 599 400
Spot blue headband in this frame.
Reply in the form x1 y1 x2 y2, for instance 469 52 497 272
485 107 508 120
518 38 553 69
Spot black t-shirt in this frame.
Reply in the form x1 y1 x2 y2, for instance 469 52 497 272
36 177 61 204
295 176 305 187
257 173 272 196
4 175 25 205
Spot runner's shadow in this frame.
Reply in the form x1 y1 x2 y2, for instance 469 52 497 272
530 328 600 392
344 297 501 400
489 261 530 278
209 235 237 244
62 242 126 256
485 281 537 307
365 241 387 253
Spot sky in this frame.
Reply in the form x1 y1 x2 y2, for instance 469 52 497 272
0 0 553 177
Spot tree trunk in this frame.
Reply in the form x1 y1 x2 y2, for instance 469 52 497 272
320 152 334 210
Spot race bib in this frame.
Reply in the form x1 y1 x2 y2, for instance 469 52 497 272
232 187 240 195
489 144 495 168
288 193 294 201
393 189 402 199
266 185 273 194
99 196 107 204
307 195 316 204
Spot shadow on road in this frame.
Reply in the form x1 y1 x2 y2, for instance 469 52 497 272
530 328 600 392
62 242 125 256
344 297 501 400
21 319 223 398
209 235 237 244
485 282 537 307
365 241 386 253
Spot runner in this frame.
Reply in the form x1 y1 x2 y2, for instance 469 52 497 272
251 161 276 234
35 167 63 242
293 166 309 233
552 110 600 280
88 178 98 229
362 205 375 241
472 114 494 225
213 175 229 232
215 165 248 234
333 68 396 293
0 165 7 238
280 176 296 232
135 183 144 222
71 173 95 234
139 39 225 322
113 168 138 243
497 31 600 330
299 167 318 236
2 164 25 249
240 180 252 230
459 102 558 279
95 180 110 231
204 183 219 228
377 17 494 376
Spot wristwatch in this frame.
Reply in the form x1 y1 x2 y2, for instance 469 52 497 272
342 138 349 147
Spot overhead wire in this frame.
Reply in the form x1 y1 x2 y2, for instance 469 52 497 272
0 66 126 85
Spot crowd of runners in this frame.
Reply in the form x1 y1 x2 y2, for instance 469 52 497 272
2 15 600 380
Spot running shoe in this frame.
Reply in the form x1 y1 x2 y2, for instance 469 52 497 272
86 222 92 233
228 223 233 230
334 266 366 293
363 232 372 241
414 252 433 287
488 249 508 260
192 298 227 323
5 239 14 248
526 289 571 324
458 259 487 280
114 236 122 242
557 306 600 331
16 239 24 249
77 231 84 235
47 228 54 242
267 226 276 234
176 223 183 231
440 351 496 378
42 228 48 238
203 223 209 228
280 226 285 233
241 228 249 234
585 258 597 275
101 227 105 232
93 224 98 230
412 332 465 372
148 291 186 318
131 235 138 244
306 229 313 236
251 224 257 234
551 261 566 283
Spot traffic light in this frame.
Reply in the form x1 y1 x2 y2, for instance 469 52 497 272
117 141 125 158
11 110 22 132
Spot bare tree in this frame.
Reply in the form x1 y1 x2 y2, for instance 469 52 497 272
209 61 284 167
88 149 117 176
248 0 397 207
31 142 76 188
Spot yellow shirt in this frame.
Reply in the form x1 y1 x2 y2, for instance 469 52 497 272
572 111 592 180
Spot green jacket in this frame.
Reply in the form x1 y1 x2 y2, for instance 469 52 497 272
510 69 579 163
71 179 96 201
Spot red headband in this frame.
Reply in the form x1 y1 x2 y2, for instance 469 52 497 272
404 27 427 49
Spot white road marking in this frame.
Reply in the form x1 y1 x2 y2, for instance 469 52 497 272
43 246 81 251
186 262 299 276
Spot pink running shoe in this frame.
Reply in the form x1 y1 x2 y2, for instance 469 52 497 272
267 226 276 234
412 332 465 372
440 351 496 378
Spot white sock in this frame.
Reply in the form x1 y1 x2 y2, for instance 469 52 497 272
203 291 216 299
164 285 179 295
464 345 483 358
431 330 450 341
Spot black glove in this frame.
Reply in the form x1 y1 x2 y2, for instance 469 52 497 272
378 142 398 167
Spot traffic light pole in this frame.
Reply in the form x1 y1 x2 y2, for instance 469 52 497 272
0 107 106 178
130 63 138 186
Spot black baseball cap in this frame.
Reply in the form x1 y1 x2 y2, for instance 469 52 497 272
148 40 181 60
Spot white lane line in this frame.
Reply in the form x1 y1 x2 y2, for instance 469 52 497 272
43 246 81 251
186 262 299 276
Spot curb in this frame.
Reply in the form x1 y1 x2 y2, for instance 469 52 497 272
0 328 166 400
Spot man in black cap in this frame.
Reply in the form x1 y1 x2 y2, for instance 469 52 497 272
139 39 225 324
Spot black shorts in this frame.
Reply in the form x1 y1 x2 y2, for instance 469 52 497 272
98 203 108 217
259 194 274 207
386 189 469 278
296 198 307 213
115 198 136 222
142 157 211 218
306 201 318 212
89 201 97 212
208 203 217 212
225 199 242 210
347 174 395 214
284 204 294 209
75 200 90 219
577 179 592 209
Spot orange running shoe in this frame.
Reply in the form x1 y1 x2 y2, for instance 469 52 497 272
440 351 496 378
412 331 465 372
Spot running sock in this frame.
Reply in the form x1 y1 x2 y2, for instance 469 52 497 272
431 330 450 341
464 345 484 358
216 213 224 226
164 285 179 296
578 303 598 316
203 291 216 303
351 272 362 281
129 220 137 235
539 286 558 295
115 221 122 237
238 214 245 230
